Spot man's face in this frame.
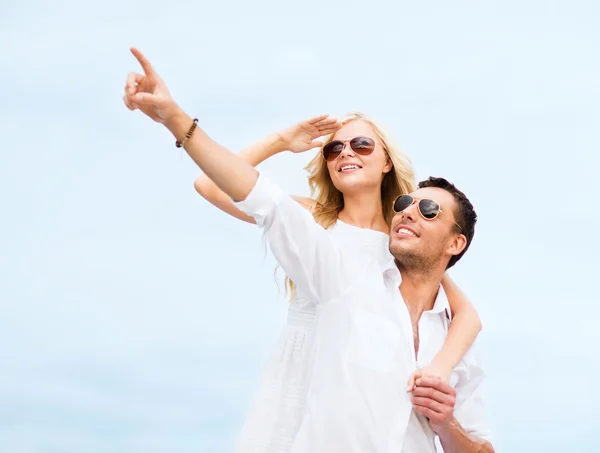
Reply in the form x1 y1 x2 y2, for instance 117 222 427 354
389 187 466 271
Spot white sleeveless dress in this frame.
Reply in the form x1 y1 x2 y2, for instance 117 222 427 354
234 220 391 453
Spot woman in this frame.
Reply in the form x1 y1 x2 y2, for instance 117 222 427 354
123 48 482 453
194 113 481 451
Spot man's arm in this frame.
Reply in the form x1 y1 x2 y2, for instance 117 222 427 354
436 417 494 453
411 376 495 453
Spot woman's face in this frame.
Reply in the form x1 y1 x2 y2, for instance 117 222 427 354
325 120 392 195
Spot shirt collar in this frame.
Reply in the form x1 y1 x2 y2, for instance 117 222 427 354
429 284 452 321
383 260 451 321
382 257 402 285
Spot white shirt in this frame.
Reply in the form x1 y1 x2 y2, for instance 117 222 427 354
234 174 492 453
234 221 389 453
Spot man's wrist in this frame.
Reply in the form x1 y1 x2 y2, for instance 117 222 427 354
435 416 495 453
433 416 458 437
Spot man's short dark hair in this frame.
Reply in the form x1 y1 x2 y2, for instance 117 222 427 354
418 177 477 269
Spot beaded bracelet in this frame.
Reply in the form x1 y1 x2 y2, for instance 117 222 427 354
175 118 199 148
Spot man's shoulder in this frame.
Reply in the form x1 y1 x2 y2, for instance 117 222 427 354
452 341 486 389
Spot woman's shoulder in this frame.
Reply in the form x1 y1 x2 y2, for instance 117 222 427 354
291 195 318 211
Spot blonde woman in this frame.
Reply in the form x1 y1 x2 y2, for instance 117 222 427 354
194 114 482 451
123 48 483 452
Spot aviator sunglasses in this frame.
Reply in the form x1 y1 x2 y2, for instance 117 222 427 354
393 195 462 230
322 136 377 162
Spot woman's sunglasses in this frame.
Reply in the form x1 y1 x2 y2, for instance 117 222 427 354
322 136 376 162
393 195 462 230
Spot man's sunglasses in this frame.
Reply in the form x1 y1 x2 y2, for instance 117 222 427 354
322 136 377 162
393 195 462 230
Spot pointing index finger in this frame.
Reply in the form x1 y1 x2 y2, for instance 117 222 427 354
130 47 155 75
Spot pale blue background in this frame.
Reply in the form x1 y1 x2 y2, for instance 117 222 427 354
1 1 598 452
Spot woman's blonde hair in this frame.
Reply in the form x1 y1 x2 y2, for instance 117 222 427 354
283 112 416 298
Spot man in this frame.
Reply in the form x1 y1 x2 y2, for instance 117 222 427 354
124 47 494 453
389 178 493 453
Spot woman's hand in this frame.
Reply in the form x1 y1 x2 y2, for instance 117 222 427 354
277 115 341 153
406 362 452 392
123 47 182 125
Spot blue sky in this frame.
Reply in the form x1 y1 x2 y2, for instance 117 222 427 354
1 1 599 452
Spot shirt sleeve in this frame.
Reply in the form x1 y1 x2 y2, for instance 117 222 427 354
452 349 494 444
232 173 361 303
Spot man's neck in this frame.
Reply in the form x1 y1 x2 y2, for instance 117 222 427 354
399 266 445 321
338 188 388 233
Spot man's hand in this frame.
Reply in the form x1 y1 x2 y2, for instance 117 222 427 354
411 376 456 434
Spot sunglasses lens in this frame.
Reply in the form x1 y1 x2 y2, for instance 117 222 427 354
323 141 344 161
419 199 440 219
350 136 376 155
393 195 413 213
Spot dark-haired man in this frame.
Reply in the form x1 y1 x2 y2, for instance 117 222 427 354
388 177 493 452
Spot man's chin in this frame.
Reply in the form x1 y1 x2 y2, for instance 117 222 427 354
389 243 424 265
389 240 415 257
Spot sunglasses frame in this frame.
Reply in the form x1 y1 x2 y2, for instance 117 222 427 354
393 195 462 231
322 135 378 162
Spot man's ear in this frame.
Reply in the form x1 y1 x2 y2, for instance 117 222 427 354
447 233 467 258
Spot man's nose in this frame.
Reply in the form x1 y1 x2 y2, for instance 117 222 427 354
399 201 418 223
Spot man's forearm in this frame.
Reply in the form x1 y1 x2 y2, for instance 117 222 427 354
165 110 259 202
437 417 495 453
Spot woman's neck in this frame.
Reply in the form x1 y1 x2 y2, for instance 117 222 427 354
337 189 389 234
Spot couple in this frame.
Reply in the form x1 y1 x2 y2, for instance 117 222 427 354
123 48 495 453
